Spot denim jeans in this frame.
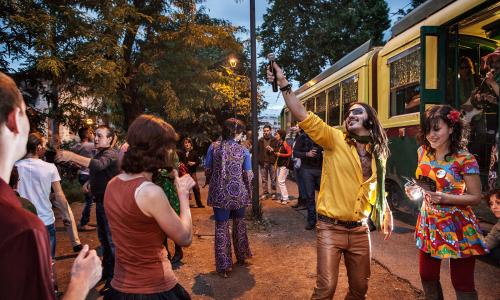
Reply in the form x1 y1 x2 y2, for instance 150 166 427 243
78 174 93 226
294 167 307 201
302 168 322 225
45 223 56 259
95 199 115 281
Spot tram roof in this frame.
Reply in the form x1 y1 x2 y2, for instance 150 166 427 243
294 39 373 96
391 0 455 38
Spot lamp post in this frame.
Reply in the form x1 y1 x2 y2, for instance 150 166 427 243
229 58 238 119
250 0 261 219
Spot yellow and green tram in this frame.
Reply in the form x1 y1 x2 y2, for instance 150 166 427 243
280 0 500 211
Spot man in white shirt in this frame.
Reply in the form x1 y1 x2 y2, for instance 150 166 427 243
16 132 82 256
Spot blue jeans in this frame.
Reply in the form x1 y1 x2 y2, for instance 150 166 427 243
294 167 307 201
213 207 246 221
302 168 322 225
95 199 115 281
78 174 93 226
45 223 56 259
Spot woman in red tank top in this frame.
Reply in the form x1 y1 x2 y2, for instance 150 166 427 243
104 115 195 300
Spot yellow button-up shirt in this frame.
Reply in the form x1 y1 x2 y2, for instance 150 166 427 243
299 112 378 221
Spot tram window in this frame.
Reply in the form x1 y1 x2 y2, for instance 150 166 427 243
316 93 326 121
389 49 421 116
306 98 315 112
328 85 340 126
342 75 359 115
285 110 291 128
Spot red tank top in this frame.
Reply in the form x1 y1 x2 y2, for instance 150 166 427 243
104 176 177 293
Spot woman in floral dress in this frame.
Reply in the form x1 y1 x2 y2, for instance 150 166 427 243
414 105 488 300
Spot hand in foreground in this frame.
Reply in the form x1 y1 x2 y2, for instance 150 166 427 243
382 210 393 240
266 61 287 86
424 191 445 205
306 149 317 157
69 245 102 292
175 174 196 199
82 181 90 194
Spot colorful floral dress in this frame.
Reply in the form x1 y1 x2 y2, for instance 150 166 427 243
415 146 489 258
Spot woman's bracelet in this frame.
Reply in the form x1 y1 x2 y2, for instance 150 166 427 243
279 83 292 94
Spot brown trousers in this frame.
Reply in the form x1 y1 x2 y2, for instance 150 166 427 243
311 221 371 300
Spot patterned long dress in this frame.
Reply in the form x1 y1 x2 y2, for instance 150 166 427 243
206 140 252 273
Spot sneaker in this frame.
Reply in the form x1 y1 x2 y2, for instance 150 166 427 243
77 224 96 232
280 200 289 205
260 193 269 200
271 193 277 200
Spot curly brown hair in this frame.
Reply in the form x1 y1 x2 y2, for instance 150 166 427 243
417 104 469 159
121 115 177 174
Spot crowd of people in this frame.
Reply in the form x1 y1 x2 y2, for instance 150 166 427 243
0 46 499 300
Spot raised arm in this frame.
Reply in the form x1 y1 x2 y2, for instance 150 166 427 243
56 150 92 168
135 176 195 247
267 63 308 121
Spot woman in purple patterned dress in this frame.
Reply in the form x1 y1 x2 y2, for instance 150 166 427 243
205 118 253 278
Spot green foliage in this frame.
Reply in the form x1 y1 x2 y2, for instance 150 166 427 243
259 0 390 85
0 0 264 147
395 0 427 20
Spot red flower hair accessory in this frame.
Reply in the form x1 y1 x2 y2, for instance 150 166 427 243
447 110 461 124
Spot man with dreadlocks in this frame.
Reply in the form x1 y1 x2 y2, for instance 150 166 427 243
268 63 393 299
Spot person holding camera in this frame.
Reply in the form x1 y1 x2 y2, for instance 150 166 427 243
267 62 393 299
103 115 194 299
412 105 488 300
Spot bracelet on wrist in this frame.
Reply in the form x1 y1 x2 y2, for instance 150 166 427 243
279 83 292 94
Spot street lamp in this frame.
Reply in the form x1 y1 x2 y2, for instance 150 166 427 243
229 58 238 118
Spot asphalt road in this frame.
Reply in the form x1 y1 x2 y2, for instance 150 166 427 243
284 178 500 300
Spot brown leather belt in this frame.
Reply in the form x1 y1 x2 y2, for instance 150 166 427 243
318 214 366 229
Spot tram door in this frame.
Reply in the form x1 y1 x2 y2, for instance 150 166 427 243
420 23 500 190
419 26 450 111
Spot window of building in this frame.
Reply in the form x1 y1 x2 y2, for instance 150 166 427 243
389 47 421 116
328 84 341 126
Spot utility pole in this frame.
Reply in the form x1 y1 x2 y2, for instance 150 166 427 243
250 0 261 219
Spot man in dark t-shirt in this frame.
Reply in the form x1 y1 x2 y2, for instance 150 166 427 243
0 71 102 299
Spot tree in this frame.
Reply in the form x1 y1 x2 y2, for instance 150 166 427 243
395 0 427 20
259 0 390 85
0 1 108 138
0 0 264 149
